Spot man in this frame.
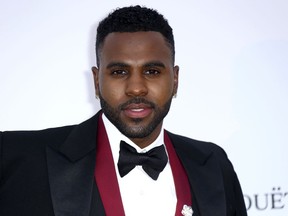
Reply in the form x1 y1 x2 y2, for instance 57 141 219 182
0 5 247 216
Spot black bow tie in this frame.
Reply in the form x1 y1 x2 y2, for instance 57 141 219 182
117 140 168 180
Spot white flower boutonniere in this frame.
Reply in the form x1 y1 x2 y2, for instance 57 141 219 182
181 204 193 216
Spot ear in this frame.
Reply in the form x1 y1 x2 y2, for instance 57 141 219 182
91 66 100 98
173 65 179 96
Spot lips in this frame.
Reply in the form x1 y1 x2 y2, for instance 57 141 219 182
123 103 153 119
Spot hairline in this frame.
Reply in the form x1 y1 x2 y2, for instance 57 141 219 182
96 31 175 67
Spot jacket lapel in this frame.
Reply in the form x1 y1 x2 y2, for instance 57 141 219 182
167 132 226 216
46 112 104 216
45 113 226 216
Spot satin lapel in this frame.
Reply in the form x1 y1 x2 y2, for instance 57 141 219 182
167 132 226 216
46 113 103 216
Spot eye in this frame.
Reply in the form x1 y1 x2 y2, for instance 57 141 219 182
111 70 127 76
144 69 160 76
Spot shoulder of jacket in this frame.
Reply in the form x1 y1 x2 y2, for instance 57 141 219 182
166 130 225 151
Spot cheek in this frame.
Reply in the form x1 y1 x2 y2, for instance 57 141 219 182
149 81 174 101
99 80 125 103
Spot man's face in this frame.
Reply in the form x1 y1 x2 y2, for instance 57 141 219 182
92 31 179 147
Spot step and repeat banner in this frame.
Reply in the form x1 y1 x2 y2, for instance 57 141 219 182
1 1 287 215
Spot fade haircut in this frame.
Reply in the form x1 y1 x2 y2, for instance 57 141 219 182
96 5 175 67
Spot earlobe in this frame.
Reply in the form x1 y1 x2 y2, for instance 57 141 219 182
91 66 100 98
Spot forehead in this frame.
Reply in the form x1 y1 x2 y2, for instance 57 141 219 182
98 31 173 65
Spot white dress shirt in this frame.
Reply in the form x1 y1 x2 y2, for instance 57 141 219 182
102 114 177 216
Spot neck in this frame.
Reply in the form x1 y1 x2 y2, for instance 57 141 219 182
129 123 163 149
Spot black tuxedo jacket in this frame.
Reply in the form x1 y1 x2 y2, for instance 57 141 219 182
0 111 247 216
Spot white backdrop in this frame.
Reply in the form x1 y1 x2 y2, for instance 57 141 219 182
0 0 287 215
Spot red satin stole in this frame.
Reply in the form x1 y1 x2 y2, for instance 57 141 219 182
94 117 192 215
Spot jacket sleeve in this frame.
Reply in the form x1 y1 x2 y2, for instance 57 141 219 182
232 168 247 216
218 147 247 216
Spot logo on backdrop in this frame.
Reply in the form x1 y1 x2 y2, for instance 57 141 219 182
244 187 288 211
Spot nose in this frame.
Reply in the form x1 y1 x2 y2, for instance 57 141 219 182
125 72 148 97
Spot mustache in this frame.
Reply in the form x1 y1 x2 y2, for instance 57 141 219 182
120 97 155 110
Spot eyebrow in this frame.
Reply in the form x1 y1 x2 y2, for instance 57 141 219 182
106 62 129 69
106 61 166 69
143 61 166 68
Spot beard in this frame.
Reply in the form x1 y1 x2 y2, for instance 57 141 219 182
99 95 173 139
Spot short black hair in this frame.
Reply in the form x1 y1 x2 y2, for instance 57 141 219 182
96 5 175 66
